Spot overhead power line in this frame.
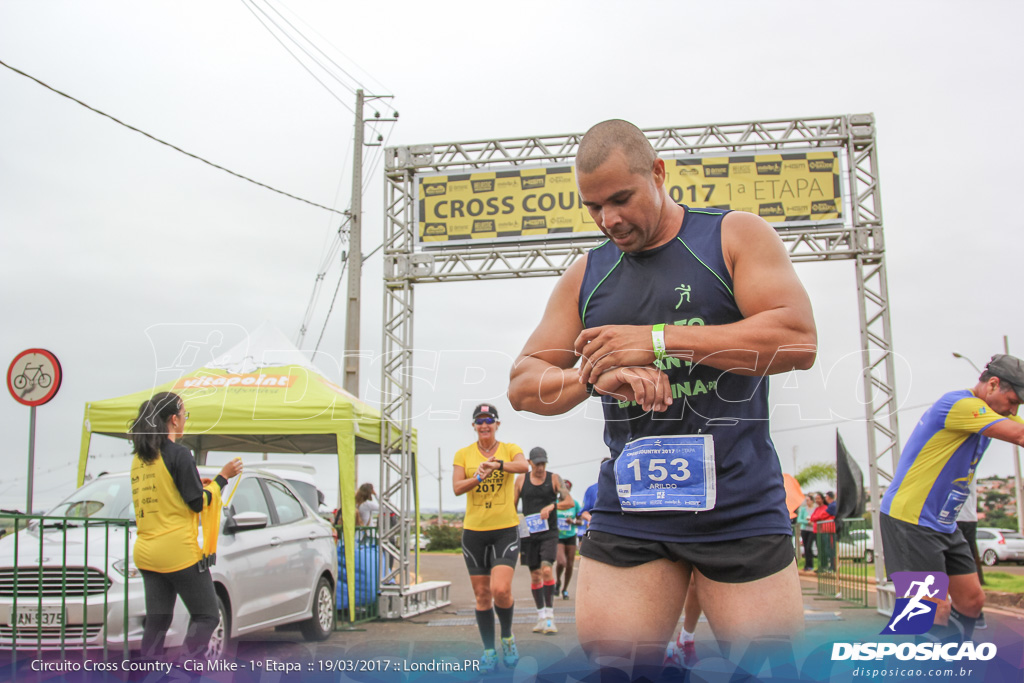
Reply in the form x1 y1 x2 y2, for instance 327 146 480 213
0 58 347 216
239 0 355 111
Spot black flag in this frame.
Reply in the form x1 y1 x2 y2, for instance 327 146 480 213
835 430 865 520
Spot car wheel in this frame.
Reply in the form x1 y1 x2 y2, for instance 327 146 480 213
864 549 874 564
300 576 335 641
205 594 235 659
982 549 998 567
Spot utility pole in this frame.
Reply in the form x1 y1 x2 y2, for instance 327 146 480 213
342 91 397 397
343 89 365 397
437 447 443 526
1005 335 1024 536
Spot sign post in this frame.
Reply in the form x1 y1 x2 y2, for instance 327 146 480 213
6 348 62 513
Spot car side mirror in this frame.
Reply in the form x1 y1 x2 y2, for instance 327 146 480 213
224 511 269 534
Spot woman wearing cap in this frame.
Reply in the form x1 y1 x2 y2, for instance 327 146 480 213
129 391 242 659
452 403 530 673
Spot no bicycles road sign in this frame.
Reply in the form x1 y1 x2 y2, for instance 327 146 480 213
7 348 62 406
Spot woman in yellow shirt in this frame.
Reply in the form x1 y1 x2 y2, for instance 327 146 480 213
129 391 241 659
452 403 529 673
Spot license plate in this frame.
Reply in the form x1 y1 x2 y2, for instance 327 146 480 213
15 605 64 628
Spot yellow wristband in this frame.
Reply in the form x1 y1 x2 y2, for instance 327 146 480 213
652 324 666 361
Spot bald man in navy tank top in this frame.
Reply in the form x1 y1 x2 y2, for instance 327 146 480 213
509 119 818 667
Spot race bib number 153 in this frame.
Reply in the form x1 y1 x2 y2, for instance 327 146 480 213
614 435 716 512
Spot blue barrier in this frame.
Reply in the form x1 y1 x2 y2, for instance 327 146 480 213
336 527 379 621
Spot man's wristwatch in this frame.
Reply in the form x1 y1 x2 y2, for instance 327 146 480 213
498 459 504 471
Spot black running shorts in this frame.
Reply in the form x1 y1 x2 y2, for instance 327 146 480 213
579 529 794 583
879 513 976 577
520 533 558 571
461 526 520 576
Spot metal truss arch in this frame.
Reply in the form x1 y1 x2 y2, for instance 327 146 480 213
378 113 900 617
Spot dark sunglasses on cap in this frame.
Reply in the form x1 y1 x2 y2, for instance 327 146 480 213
474 417 496 425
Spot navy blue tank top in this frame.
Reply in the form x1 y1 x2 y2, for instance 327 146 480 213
578 207 791 542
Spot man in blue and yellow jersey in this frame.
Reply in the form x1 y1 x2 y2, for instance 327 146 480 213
880 354 1024 639
452 403 530 673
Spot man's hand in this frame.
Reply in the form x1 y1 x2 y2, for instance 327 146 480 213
592 366 673 413
575 325 663 385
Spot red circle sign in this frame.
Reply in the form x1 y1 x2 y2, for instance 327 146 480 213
7 349 62 406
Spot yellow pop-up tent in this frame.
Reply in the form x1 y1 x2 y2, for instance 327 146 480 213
76 323 405 620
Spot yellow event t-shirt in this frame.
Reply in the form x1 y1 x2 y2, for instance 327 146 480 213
454 442 522 531
131 446 205 573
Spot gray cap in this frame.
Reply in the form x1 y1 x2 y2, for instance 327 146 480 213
528 447 548 464
986 354 1024 401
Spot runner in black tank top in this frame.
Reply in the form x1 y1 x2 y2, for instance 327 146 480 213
514 447 574 635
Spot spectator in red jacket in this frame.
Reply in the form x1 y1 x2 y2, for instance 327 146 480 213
809 492 836 571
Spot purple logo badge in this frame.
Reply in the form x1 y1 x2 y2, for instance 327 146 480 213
882 571 949 635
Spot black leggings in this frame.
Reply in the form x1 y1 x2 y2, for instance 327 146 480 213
800 530 816 569
140 563 219 658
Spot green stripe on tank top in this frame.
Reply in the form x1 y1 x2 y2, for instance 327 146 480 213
581 250 624 327
675 237 734 297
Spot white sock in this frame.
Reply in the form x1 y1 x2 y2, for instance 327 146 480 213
537 608 546 619
546 607 554 619
678 628 694 645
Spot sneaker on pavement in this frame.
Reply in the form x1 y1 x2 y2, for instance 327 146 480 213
480 649 498 674
975 612 987 630
543 617 558 635
681 640 698 667
500 636 519 668
562 590 570 600
533 617 547 633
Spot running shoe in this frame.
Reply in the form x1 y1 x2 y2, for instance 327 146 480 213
533 617 547 633
681 640 698 667
554 579 561 594
664 642 680 668
562 589 570 600
480 649 498 674
500 636 519 668
543 617 558 635
975 612 987 630
664 639 698 669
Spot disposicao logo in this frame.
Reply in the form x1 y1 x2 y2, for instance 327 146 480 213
831 570 998 664
883 571 949 635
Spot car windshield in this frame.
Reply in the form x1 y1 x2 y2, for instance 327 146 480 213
46 475 136 522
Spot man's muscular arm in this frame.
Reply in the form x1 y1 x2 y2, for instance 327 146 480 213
576 212 816 384
509 257 673 414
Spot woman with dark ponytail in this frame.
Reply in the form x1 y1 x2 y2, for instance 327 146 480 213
129 391 242 659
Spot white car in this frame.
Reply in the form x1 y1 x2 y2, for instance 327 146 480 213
247 460 332 519
0 467 337 656
976 527 1024 566
835 528 875 564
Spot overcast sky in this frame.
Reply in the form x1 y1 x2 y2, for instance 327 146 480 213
2 1 1023 514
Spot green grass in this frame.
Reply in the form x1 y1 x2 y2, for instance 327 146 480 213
981 571 1024 593
808 563 1024 594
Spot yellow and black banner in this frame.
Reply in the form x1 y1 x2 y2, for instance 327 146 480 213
416 149 842 244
